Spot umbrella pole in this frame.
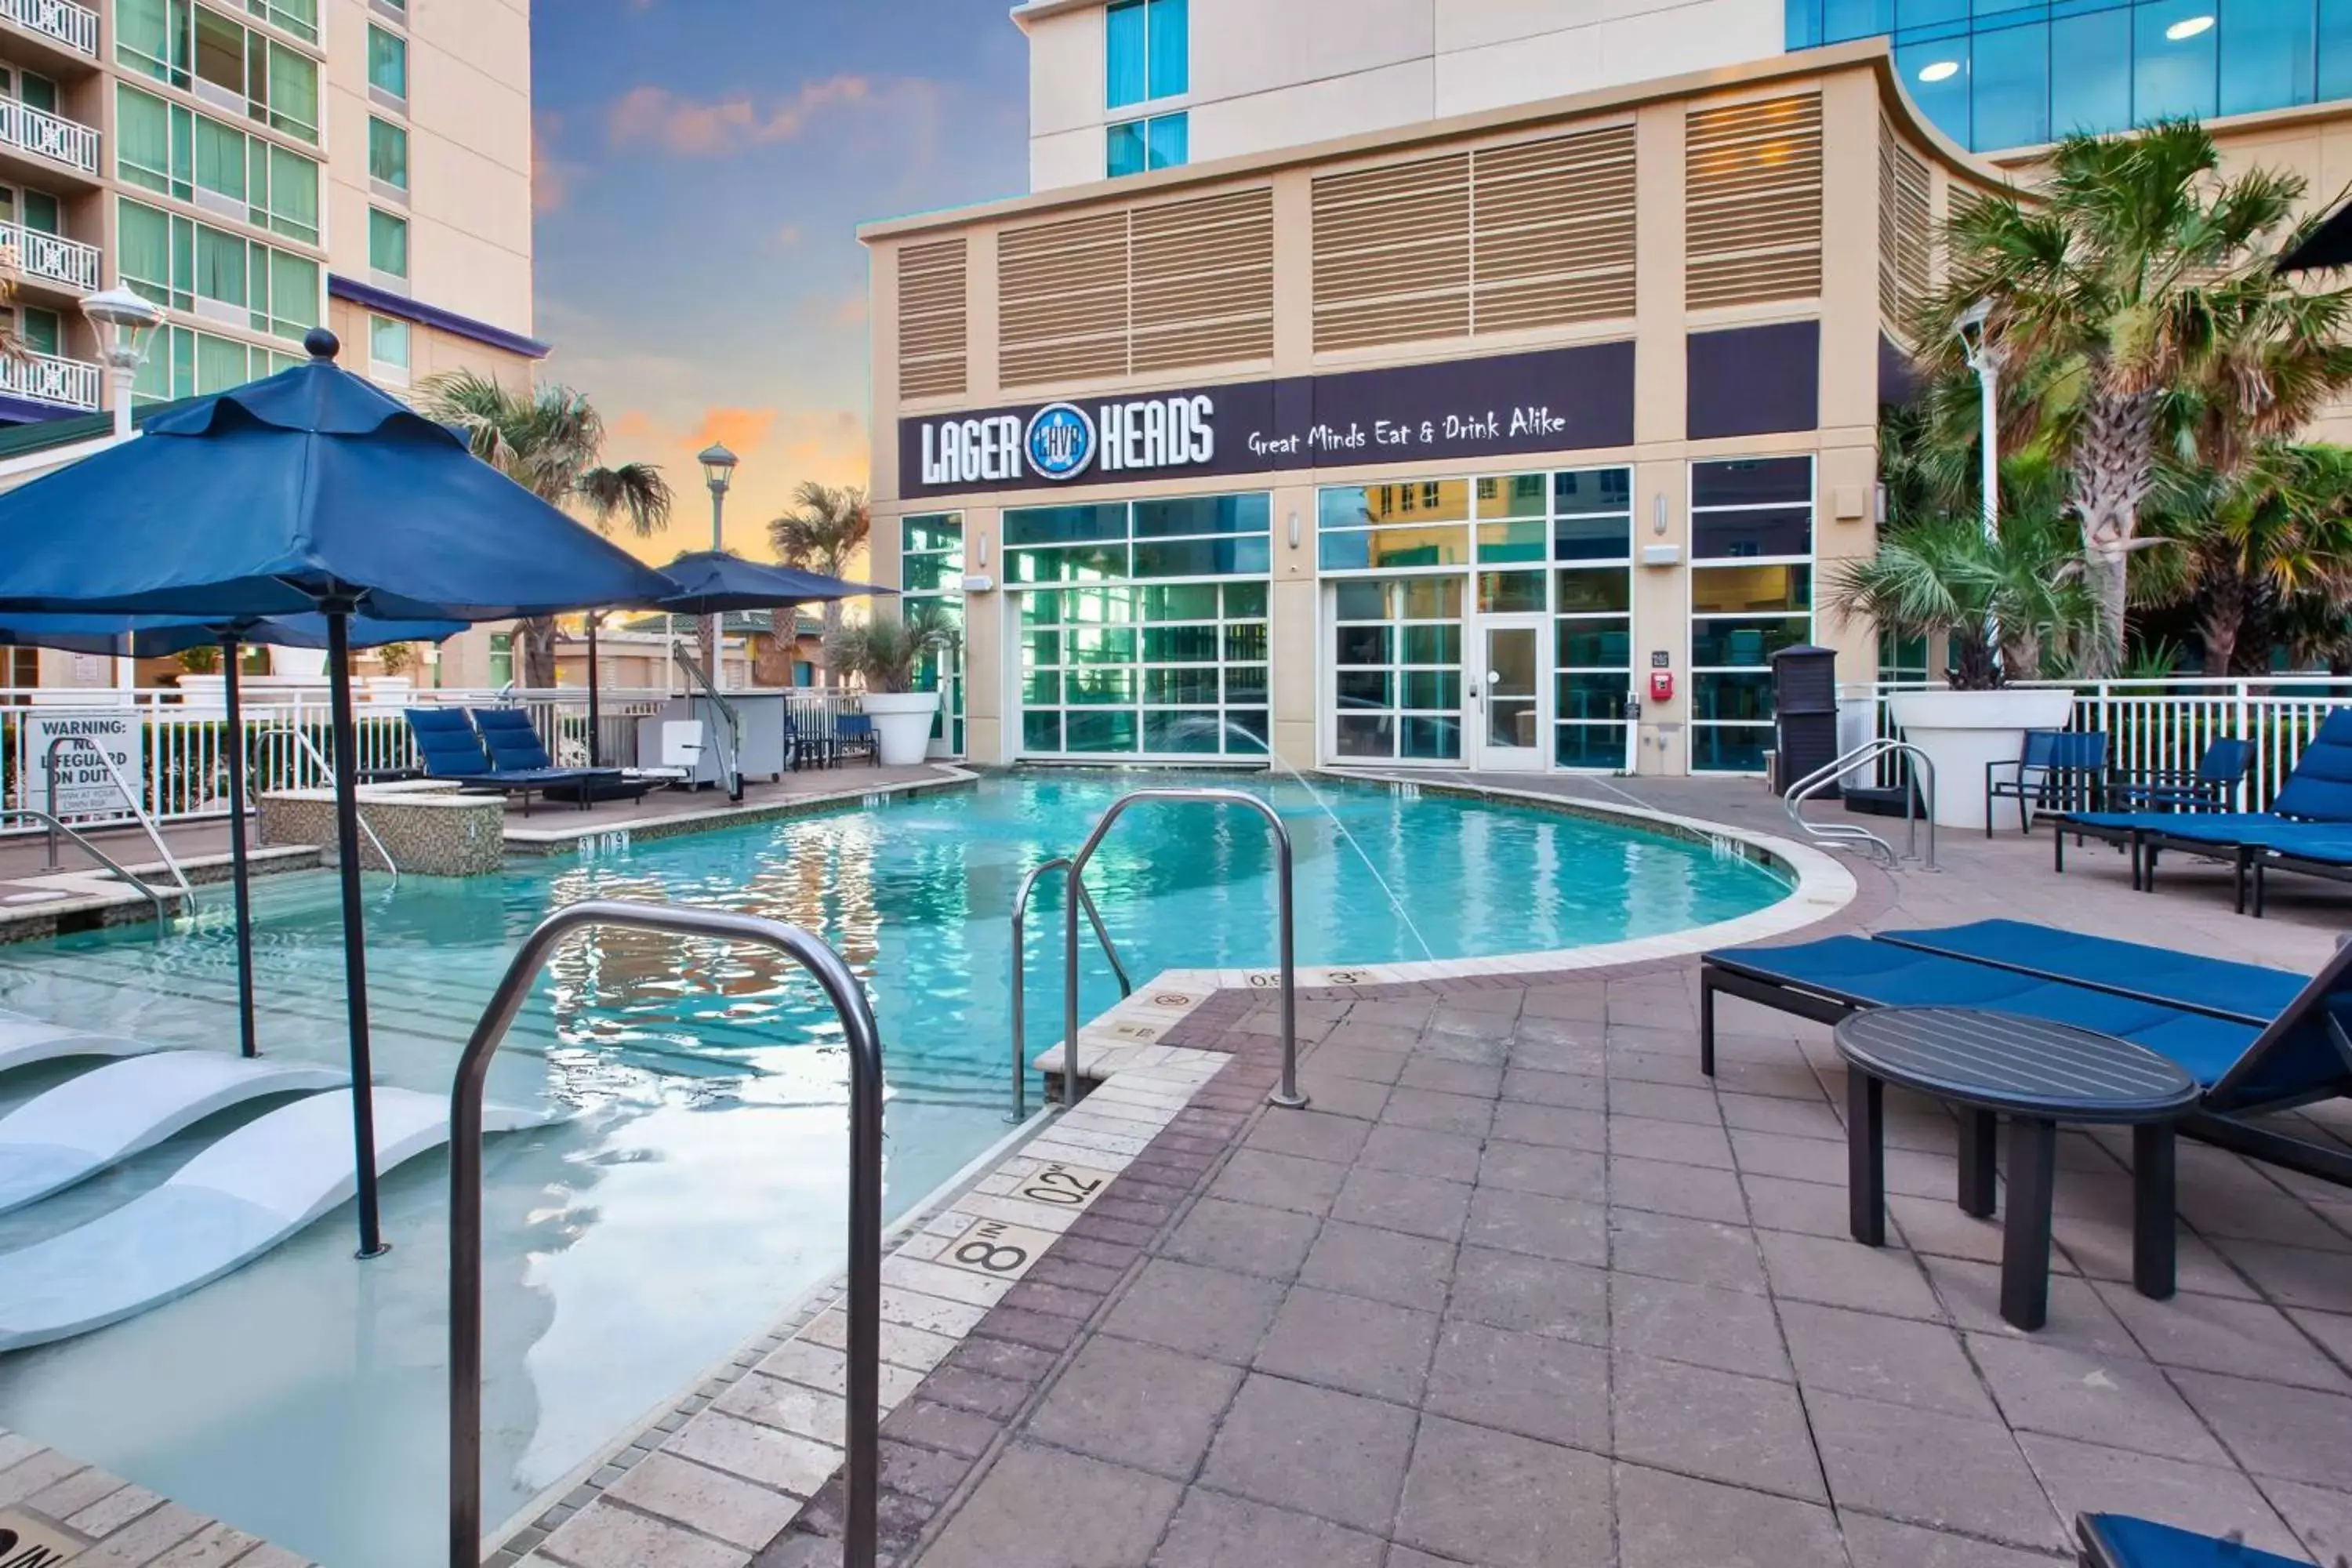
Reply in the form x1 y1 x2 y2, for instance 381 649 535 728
586 614 601 768
222 637 257 1059
327 610 388 1258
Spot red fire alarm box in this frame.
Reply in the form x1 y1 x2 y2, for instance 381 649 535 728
1649 670 1675 703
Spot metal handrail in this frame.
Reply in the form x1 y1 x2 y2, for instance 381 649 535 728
670 644 742 798
262 720 401 889
448 900 884 1568
1064 789 1308 1110
0 807 172 927
1008 855 1134 1123
1784 739 1938 871
43 733 195 905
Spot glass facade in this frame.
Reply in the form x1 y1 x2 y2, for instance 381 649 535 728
117 195 321 343
116 83 322 245
901 514 967 756
1010 493 1270 758
1107 0 1188 174
1107 112 1188 177
132 321 301 403
1689 457 1815 774
1331 576 1465 761
1790 0 2352 151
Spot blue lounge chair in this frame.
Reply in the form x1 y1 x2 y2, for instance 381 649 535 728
2077 1513 2314 1568
2109 738 2255 814
2055 710 2352 911
1700 917 2352 1186
468 708 653 810
404 708 588 818
1987 730 2108 838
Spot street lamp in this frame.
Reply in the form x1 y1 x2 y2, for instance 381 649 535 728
695 441 738 686
1953 299 1998 543
82 285 163 441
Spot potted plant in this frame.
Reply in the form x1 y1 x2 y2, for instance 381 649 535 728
1824 510 2096 829
824 605 959 766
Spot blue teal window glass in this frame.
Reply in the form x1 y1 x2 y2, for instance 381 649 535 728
2136 0 2220 118
2052 9 2134 134
1973 21 2049 147
1896 39 1973 143
1105 0 1147 108
1109 112 1186 177
1898 0 1969 29
2220 0 2317 114
1826 0 1895 34
1790 0 1824 45
1147 111 1187 170
1106 119 1145 178
1147 0 1188 96
2325 0 2352 98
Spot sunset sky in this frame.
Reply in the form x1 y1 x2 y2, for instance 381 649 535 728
531 1 1029 561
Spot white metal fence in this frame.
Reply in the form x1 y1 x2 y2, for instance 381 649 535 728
0 686 871 834
0 0 101 55
1850 677 2352 811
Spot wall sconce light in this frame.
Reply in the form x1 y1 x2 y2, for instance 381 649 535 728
1652 495 1668 537
1873 484 1889 526
1287 510 1301 549
977 533 992 568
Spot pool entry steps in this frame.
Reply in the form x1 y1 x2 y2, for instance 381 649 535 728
0 1009 157 1073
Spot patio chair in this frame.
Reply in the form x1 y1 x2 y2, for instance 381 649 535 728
836 713 878 764
467 708 651 809
2054 709 2352 910
2108 738 2255 815
403 708 586 818
2076 1513 2315 1568
1697 916 2352 1187
1986 730 2108 838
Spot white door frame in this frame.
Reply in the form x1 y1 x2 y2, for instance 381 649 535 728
1469 613 1550 772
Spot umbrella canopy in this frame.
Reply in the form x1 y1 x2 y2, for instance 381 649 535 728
0 332 674 621
2279 198 2352 273
0 612 463 658
648 550 895 615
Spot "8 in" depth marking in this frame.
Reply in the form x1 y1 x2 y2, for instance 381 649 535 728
938 1217 1059 1282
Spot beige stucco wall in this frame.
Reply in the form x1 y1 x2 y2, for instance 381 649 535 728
1018 0 1783 191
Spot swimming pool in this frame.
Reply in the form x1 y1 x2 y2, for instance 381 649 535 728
0 771 1788 1566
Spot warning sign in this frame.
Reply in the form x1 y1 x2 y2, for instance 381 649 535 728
18 712 142 819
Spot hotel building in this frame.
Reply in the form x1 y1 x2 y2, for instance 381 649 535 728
862 2 2352 776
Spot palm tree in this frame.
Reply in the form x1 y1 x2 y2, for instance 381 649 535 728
768 481 871 686
1911 121 2352 674
1824 509 2100 688
2140 443 2352 676
418 370 672 686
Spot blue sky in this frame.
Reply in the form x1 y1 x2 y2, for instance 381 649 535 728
531 0 1029 554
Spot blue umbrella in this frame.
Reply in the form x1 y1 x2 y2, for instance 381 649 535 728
648 550 895 615
0 329 673 1258
0 612 463 1065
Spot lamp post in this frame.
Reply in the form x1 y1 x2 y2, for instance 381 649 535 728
82 285 164 691
1954 299 1999 544
696 443 738 685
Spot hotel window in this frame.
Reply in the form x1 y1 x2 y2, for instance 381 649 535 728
116 85 321 245
0 186 60 236
2 67 57 113
368 116 408 191
1689 456 1813 774
180 5 319 143
117 196 321 342
368 207 408 278
243 0 316 43
488 633 513 688
1330 576 1464 762
900 514 967 755
1007 493 1270 758
1317 481 1472 572
368 24 406 102
368 313 409 374
1106 111 1187 178
131 322 299 402
1105 0 1186 109
16 307 60 357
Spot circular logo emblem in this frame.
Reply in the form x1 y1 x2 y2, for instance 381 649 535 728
1024 403 1096 483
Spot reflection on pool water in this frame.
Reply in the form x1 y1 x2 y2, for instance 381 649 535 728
0 772 1785 1566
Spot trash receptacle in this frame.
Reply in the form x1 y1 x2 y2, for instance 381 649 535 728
1771 645 1840 797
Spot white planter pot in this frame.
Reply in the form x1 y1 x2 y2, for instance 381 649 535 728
862 691 941 767
1888 688 2078 832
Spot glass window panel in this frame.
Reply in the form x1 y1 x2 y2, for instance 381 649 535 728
1105 0 1147 107
118 0 183 80
1402 623 1460 665
1553 466 1631 514
194 113 245 198
1692 615 1810 666
1065 710 1138 753
368 24 406 97
266 42 316 139
1555 514 1632 560
1224 666 1269 704
1555 568 1632 615
1225 710 1269 753
1143 710 1220 753
1693 506 1811 559
2052 8 2134 134
1477 519 1548 562
1004 503 1127 546
117 86 179 194
1022 710 1062 753
368 116 408 188
1556 723 1628 769
1896 38 1972 143
267 249 317 336
119 198 171 303
1222 581 1267 618
1106 119 1146 178
1146 0 1188 97
1693 671 1777 723
1065 625 1136 662
267 144 320 242
1791 0 1824 45
2325 0 2352 99
1557 620 1633 668
1402 670 1460 710
21 191 56 234
1011 543 1130 583
1142 625 1220 661
1223 622 1267 662
1399 577 1462 619
1335 713 1396 758
1064 669 1136 704
1132 535 1269 578
2135 0 2220 118
1692 457 1811 509
194 329 248 392
1147 112 1187 170
1692 563 1811 614
1335 625 1392 666
1338 670 1393 710
2220 0 2317 113
369 314 408 368
194 224 245 303
1477 572 1547 614
1692 724 1771 773
1022 669 1059 705
1334 579 1390 621
1475 473 1551 519
19 307 58 357
1318 487 1379 528
1141 582 1219 620
368 207 408 276
1401 716 1460 760
902 554 949 592
194 6 243 93
1558 674 1631 720
902 514 963 554
1972 20 2049 148
1897 0 1968 26
1323 526 1469 570
1132 492 1268 537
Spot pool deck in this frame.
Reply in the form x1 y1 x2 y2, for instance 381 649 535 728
534 771 2352 1568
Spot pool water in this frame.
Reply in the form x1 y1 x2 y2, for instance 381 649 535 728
0 773 1784 1566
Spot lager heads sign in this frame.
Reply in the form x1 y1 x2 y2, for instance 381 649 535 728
899 341 1636 499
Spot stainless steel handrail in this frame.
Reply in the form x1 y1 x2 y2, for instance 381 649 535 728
0 806 172 927
42 732 194 903
1784 739 1938 871
448 900 884 1568
1008 855 1134 1123
263 720 401 889
1064 789 1308 1110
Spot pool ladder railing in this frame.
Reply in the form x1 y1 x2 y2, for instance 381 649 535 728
0 805 177 927
1018 787 1308 1116
1784 739 1938 871
1008 857 1134 1122
42 733 195 906
447 901 886 1568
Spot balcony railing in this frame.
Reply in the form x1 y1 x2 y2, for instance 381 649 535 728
0 0 99 56
0 222 98 291
0 100 98 176
0 349 100 409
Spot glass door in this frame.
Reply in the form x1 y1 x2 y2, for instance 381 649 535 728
1472 615 1548 771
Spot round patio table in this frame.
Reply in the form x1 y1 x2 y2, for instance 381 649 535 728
1833 1006 2199 1331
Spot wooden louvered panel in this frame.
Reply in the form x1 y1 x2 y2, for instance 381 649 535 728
895 237 966 401
1469 124 1635 332
1686 92 1823 309
1127 187 1272 372
1134 318 1274 374
1000 284 1128 346
1002 335 1129 388
1888 129 1931 330
1475 272 1637 331
1315 238 1472 302
1312 153 1472 351
998 209 1129 385
1475 217 1636 282
1131 269 1269 329
1315 293 1473 353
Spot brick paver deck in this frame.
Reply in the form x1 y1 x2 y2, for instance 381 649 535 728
719 777 2352 1568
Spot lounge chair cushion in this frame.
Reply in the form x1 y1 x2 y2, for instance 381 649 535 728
405 708 495 779
2267 708 2352 822
2077 1513 2312 1568
1875 920 2301 1025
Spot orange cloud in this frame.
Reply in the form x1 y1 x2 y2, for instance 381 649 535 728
596 405 866 561
695 407 780 458
608 77 874 157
